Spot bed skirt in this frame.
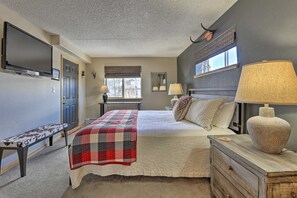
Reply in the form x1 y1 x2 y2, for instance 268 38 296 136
69 135 211 189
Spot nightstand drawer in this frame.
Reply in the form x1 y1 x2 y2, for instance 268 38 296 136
209 135 297 198
212 167 245 198
213 147 258 197
272 183 297 197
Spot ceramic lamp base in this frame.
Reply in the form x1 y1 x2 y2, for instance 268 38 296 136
247 107 291 154
171 95 178 107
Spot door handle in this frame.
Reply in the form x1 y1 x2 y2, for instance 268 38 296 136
63 102 67 104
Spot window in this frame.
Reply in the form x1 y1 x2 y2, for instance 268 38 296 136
104 66 142 98
194 26 237 77
106 78 141 99
106 78 122 98
195 46 238 75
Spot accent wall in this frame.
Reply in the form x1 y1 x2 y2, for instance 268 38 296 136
177 0 297 151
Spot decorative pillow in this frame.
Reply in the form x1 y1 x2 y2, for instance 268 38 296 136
184 99 200 122
212 102 236 128
185 98 225 131
172 96 192 121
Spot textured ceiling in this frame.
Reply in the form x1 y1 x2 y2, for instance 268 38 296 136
0 0 236 57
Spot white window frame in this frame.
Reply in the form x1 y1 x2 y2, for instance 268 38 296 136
194 46 238 78
105 77 142 99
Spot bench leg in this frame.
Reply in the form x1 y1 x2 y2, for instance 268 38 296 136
49 136 53 146
0 148 3 173
63 130 68 146
17 147 28 177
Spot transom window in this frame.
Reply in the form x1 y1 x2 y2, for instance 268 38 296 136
106 78 142 99
195 46 238 75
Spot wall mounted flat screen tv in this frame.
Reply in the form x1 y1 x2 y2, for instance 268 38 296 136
2 22 52 76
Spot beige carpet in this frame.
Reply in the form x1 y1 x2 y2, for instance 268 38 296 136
63 175 211 198
0 134 211 198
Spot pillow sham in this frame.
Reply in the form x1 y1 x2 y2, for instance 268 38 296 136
212 102 236 129
172 96 192 121
185 97 225 131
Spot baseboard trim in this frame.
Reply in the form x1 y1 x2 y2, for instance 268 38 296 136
0 134 63 175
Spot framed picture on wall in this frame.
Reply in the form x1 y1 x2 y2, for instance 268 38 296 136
51 68 60 81
151 72 167 92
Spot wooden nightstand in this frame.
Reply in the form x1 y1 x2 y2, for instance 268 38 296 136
208 134 297 198
99 102 141 116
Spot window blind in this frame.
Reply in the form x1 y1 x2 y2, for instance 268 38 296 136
104 66 142 78
195 26 236 64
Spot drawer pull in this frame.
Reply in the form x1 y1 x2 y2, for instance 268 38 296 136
292 192 296 198
228 166 233 171
225 193 231 198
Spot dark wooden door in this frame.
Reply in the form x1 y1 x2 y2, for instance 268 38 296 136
62 58 79 130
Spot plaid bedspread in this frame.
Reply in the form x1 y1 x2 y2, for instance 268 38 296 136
68 110 138 170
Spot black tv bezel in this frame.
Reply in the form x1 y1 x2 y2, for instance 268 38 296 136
1 22 53 76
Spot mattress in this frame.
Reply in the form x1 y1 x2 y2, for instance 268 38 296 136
69 110 235 189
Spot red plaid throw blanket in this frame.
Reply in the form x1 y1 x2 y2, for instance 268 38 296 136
68 110 138 170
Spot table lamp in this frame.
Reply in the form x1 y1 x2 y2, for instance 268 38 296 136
99 85 109 103
168 83 183 107
235 60 297 154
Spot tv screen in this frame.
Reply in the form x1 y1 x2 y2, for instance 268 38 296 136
2 22 52 75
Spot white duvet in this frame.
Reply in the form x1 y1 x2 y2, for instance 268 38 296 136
70 111 235 189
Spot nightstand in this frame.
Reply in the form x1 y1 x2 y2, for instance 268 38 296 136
99 102 141 116
208 134 297 198
165 106 173 110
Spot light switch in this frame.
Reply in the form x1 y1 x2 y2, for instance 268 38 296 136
52 86 56 93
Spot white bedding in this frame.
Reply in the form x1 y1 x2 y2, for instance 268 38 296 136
138 110 233 137
70 111 235 189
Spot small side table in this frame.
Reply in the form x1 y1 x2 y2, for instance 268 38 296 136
165 106 173 111
99 101 141 116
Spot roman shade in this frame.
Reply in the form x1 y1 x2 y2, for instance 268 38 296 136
195 26 236 64
104 66 142 78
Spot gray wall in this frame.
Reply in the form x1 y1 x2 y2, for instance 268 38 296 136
0 4 87 169
177 0 297 151
86 57 177 119
0 72 61 165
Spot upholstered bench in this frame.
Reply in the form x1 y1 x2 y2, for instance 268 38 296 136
0 123 68 177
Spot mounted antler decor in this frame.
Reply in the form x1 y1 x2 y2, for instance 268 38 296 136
92 72 96 79
190 23 216 43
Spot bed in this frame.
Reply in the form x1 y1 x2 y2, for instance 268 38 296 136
69 89 241 189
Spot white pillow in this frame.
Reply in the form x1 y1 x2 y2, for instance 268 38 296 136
212 102 236 129
185 98 225 131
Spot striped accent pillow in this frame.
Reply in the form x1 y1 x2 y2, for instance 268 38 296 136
172 96 192 121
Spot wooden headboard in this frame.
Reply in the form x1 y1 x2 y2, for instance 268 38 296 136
188 87 243 134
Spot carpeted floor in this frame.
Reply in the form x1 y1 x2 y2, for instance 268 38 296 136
0 134 211 198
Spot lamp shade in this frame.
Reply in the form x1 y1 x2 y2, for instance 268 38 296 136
99 85 109 93
168 83 183 95
235 60 297 105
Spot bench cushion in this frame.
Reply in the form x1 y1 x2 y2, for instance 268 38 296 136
0 123 68 148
